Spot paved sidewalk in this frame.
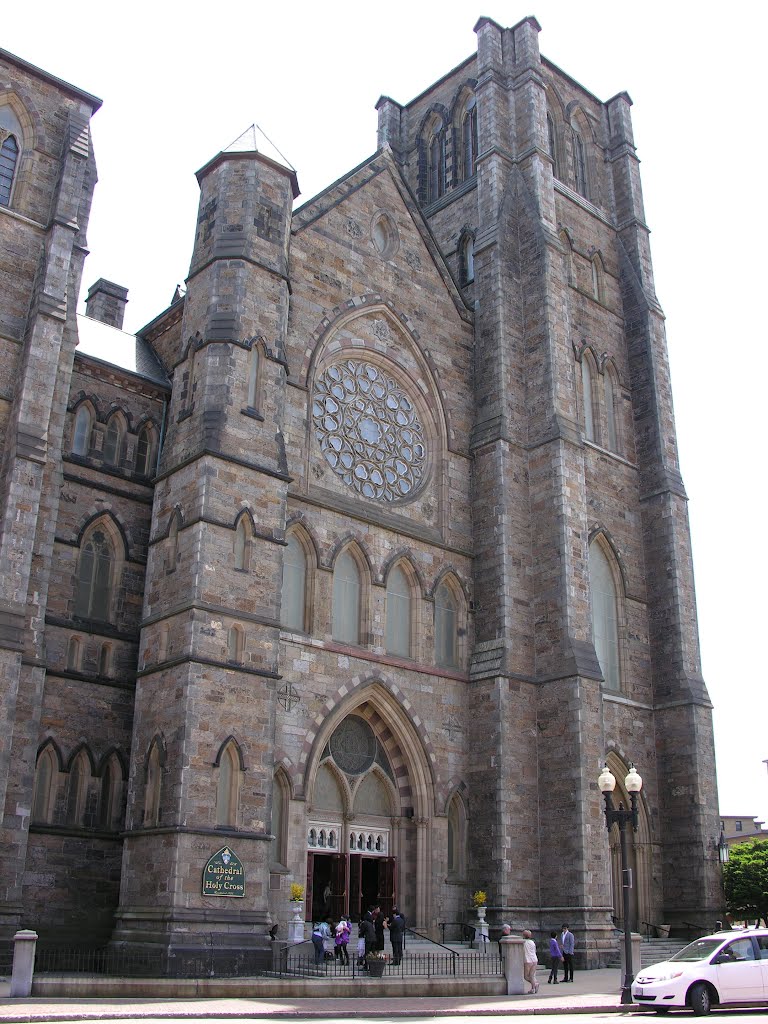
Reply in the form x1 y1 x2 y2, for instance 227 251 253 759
0 969 639 1019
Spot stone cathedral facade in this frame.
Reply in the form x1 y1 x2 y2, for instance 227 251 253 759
0 17 723 964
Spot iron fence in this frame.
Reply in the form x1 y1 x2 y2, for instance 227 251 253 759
33 944 272 979
28 945 501 981
240 950 502 979
0 942 12 976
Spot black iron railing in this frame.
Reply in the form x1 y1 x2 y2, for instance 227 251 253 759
276 951 502 979
33 944 272 979
0 942 13 976
29 944 501 980
438 921 478 945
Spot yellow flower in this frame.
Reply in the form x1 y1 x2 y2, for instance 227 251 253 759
472 889 487 907
290 882 305 902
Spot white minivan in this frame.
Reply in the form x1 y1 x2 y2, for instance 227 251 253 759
632 928 768 1015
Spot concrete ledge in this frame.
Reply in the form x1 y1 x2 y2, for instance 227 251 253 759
31 975 508 1000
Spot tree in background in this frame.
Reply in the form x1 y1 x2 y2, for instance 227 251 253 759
723 839 768 926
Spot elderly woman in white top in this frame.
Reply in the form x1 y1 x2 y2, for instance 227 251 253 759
522 929 539 993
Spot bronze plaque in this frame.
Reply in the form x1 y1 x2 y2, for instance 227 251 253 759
202 846 245 898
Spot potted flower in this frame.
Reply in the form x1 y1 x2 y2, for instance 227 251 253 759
365 949 390 978
471 889 489 946
472 889 488 923
287 882 305 943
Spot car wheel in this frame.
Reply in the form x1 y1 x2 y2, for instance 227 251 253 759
688 983 711 1016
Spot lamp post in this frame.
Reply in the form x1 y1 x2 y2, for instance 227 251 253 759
598 762 642 1005
717 830 729 865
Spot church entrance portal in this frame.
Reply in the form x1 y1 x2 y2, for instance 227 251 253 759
307 851 396 921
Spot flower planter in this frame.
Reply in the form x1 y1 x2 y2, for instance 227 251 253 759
287 902 305 944
367 959 386 978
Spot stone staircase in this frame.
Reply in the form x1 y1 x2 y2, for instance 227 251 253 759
606 937 690 969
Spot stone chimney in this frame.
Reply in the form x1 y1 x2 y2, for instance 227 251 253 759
85 278 129 329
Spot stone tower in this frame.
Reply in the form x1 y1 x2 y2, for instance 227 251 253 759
112 147 298 952
0 47 100 940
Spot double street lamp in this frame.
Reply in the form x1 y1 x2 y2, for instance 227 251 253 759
598 761 642 1005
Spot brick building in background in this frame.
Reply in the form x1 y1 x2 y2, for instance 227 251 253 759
0 16 723 964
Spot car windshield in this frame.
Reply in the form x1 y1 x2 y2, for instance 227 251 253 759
670 939 723 962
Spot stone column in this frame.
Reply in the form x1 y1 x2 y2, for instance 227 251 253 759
10 929 38 997
500 934 525 995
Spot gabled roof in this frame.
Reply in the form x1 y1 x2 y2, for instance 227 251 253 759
292 146 473 323
0 47 102 111
76 315 170 388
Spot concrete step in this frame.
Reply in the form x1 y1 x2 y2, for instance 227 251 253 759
606 937 690 969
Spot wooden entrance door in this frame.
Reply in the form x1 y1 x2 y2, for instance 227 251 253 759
307 852 347 921
348 854 396 918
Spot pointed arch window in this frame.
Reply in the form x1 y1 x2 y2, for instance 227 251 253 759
216 741 241 828
166 513 180 573
234 516 252 572
447 792 467 878
581 356 596 443
75 528 113 621
589 539 621 691
103 415 123 467
271 772 289 867
333 548 361 645
32 745 58 824
99 642 112 677
227 624 244 664
435 580 458 669
72 406 92 456
547 112 559 178
460 233 475 286
247 343 260 411
67 750 90 826
386 563 412 658
573 130 587 197
604 370 618 452
591 255 605 303
143 741 162 827
462 98 478 180
67 636 82 671
429 129 446 203
281 531 308 631
0 132 19 207
136 423 157 477
99 754 123 830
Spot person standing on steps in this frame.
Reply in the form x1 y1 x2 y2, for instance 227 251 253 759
335 915 351 965
312 920 330 966
389 907 405 965
560 923 575 981
373 904 386 951
547 931 563 984
359 911 375 969
522 929 539 994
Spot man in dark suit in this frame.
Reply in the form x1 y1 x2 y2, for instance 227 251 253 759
389 907 405 965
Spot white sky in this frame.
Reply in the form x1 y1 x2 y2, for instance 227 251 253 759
4 1 766 826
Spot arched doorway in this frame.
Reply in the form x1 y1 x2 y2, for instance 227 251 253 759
605 753 651 931
306 716 398 921
303 686 435 929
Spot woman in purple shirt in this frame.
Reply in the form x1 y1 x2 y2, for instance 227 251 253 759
547 931 563 983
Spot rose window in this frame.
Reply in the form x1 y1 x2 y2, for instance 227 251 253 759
312 360 426 501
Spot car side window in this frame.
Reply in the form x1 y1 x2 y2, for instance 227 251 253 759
756 936 768 960
721 938 756 962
